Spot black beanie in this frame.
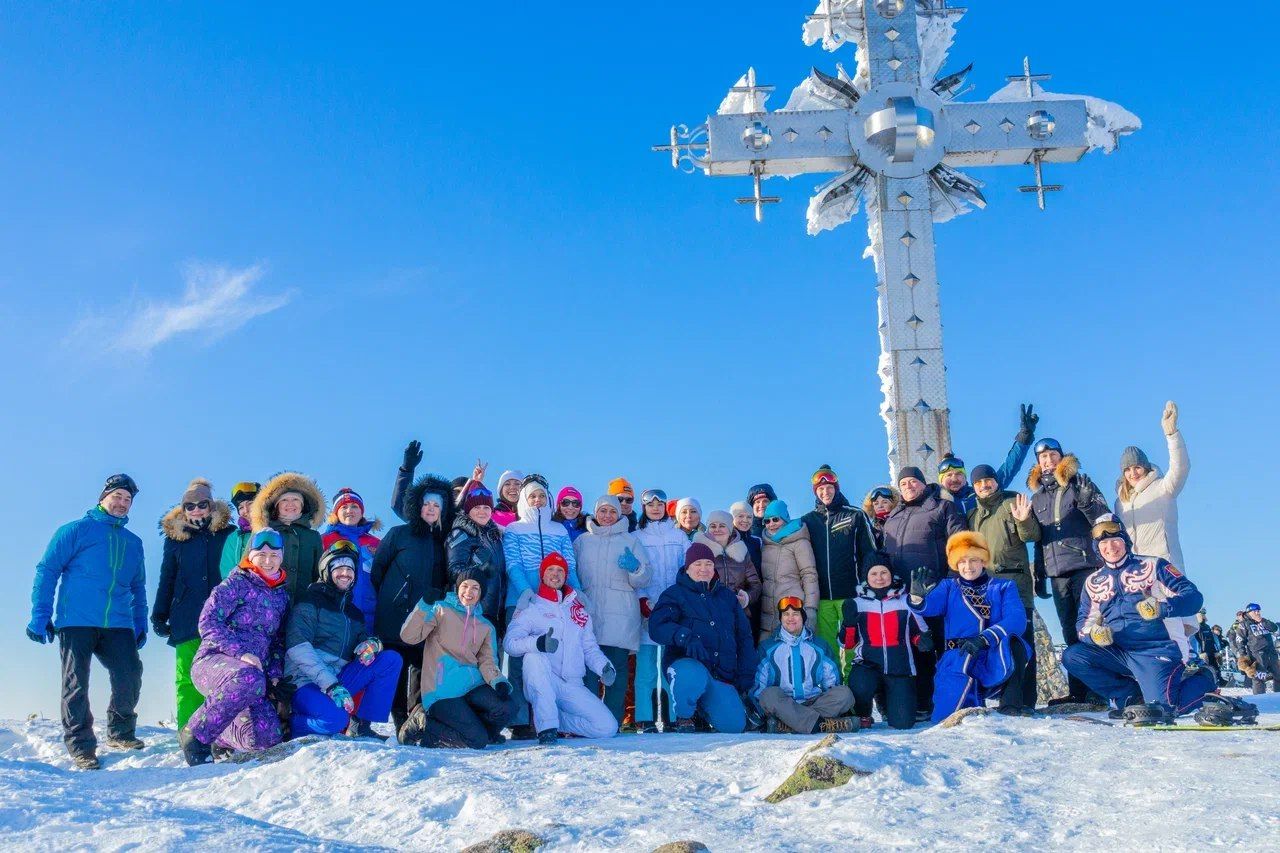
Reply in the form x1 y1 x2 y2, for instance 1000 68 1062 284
897 466 925 485
970 464 998 483
455 568 487 601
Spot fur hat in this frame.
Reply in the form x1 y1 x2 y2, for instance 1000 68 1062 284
946 531 991 571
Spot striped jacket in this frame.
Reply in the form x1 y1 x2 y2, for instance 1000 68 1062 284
751 625 841 703
840 583 927 677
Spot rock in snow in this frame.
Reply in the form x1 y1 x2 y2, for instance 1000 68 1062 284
1 692 1278 851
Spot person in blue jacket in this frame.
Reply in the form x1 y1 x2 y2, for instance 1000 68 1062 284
908 531 1031 722
648 542 756 733
1062 515 1215 716
28 474 149 770
936 403 1038 517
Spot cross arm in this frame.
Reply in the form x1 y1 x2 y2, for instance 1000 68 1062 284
702 109 854 177
940 99 1090 166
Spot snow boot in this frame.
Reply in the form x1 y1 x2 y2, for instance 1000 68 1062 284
71 751 100 771
818 716 858 733
764 717 796 734
398 706 428 746
508 724 538 741
995 707 1038 718
178 726 212 766
346 718 388 741
1122 702 1175 728
1194 694 1259 727
537 728 559 746
859 716 875 730
672 717 697 734
211 745 234 762
106 735 144 751
638 723 659 734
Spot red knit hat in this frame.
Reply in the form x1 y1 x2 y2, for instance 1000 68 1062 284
540 551 569 579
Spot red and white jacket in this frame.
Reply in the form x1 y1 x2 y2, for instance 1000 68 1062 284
503 584 609 681
840 582 929 677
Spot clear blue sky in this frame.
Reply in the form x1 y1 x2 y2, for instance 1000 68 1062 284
2 4 1275 723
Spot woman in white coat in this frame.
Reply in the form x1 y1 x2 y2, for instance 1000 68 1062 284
1115 401 1190 567
573 496 653 723
632 488 689 733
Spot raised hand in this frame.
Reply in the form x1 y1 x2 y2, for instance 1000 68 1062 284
909 566 937 604
472 459 488 483
618 547 641 573
402 440 423 471
1017 403 1039 444
1161 401 1178 436
1010 493 1033 522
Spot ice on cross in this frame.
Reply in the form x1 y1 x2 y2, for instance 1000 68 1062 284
654 0 1140 477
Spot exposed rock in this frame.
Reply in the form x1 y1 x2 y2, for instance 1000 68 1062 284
460 829 546 853
765 736 869 803
651 842 710 853
937 706 990 729
1034 610 1069 705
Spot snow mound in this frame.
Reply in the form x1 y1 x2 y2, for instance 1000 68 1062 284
3 696 1279 851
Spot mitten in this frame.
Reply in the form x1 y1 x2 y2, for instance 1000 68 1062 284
600 663 617 687
1089 625 1114 647
618 547 641 572
535 629 559 654
1136 597 1162 621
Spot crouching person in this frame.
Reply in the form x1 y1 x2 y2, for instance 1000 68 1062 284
908 532 1031 722
1062 515 1215 719
286 542 403 739
648 543 756 734
180 530 291 765
842 563 928 729
753 597 854 733
398 571 516 749
503 553 618 745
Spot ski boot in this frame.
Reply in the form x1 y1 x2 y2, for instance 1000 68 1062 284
178 726 212 766
1122 702 1175 728
1194 694 1259 727
672 717 697 734
536 728 559 746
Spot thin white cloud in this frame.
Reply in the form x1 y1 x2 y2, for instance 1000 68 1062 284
71 262 293 356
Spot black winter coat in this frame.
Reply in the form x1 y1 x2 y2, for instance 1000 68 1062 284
153 503 234 646
801 492 880 598
371 475 455 646
648 571 756 691
446 515 507 625
881 484 966 584
285 579 372 678
1027 455 1110 579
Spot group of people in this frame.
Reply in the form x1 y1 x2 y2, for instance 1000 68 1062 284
26 400 1249 769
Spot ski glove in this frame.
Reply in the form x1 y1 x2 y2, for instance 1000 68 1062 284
618 547 641 573
328 684 355 713
136 630 147 650
639 597 652 618
152 621 171 639
493 680 513 699
25 621 55 645
956 635 987 656
916 630 935 653
535 629 559 654
909 567 937 605
354 638 381 665
1136 597 1162 621
1016 403 1039 445
600 663 617 687
402 439 423 472
683 634 712 665
1089 625 1114 647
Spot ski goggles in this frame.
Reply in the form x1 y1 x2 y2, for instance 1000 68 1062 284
640 489 668 505
1033 438 1062 456
811 470 838 488
182 500 211 512
249 529 284 551
777 596 804 613
232 481 261 495
936 456 965 475
868 486 894 501
327 539 359 555
1090 518 1125 541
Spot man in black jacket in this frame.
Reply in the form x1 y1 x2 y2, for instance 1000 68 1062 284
801 465 878 677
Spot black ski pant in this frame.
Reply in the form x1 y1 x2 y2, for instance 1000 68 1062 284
385 641 422 732
848 664 916 730
914 616 944 714
59 627 142 756
418 685 515 749
996 636 1032 711
1052 570 1092 701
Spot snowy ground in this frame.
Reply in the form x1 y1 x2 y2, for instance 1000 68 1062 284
2 691 1278 852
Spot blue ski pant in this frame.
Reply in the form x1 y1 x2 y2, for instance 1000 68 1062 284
665 658 746 733
290 650 402 736
1063 642 1215 715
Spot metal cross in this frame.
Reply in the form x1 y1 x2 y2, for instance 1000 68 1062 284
652 2 1138 477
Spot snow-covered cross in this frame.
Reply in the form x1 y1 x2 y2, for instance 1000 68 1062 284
653 1 1140 477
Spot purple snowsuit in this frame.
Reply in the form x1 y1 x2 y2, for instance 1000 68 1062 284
187 567 290 751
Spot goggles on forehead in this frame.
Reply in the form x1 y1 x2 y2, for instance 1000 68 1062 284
1034 438 1062 456
641 489 667 505
869 487 894 501
329 539 359 554
937 457 964 474
1091 519 1125 541
777 596 804 613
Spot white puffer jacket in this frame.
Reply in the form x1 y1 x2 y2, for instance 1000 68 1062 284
1114 431 1189 568
634 518 690 646
502 481 578 607
573 518 653 651
503 586 609 681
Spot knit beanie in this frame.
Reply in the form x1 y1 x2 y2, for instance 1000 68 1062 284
462 486 495 514
729 501 751 517
1119 446 1152 472
897 466 925 485
764 499 791 522
556 486 583 506
970 464 998 484
231 481 261 506
331 487 364 515
594 495 621 515
607 477 634 498
497 470 524 492
540 551 569 580
706 510 733 529
811 464 839 492
455 568 487 601
181 478 214 505
684 542 715 569
100 473 139 501
675 497 702 517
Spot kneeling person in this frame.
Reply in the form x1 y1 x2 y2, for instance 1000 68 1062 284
286 542 404 739
1062 516 1215 716
503 553 618 744
909 532 1031 722
753 597 853 733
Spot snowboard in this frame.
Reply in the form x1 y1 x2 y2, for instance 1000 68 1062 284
1060 716 1280 732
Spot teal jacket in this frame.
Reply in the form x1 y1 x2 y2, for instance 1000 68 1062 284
30 507 148 634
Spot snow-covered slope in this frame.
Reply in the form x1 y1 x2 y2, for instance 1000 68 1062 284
4 693 1279 852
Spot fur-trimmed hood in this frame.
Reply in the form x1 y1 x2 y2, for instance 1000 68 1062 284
405 474 457 536
250 472 326 531
691 531 750 564
862 487 900 517
160 478 232 541
1027 454 1079 491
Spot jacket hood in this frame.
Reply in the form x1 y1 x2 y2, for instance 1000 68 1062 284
250 472 326 531
1116 466 1161 502
585 516 630 537
516 481 554 526
406 474 457 535
862 487 900 516
1028 453 1080 491
160 493 233 541
691 531 749 563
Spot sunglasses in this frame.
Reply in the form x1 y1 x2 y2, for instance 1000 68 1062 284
777 596 804 612
560 499 582 507
183 500 211 511
617 496 634 503
641 489 668 505
764 517 783 524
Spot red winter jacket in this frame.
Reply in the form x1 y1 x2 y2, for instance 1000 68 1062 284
840 583 929 677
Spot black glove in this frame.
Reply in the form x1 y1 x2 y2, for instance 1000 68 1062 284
683 634 712 665
136 630 147 650
25 622 55 645
915 630 935 653
535 628 559 654
909 567 937 603
152 621 171 639
401 439 423 472
1034 576 1051 600
494 680 513 699
1016 403 1038 445
957 635 988 656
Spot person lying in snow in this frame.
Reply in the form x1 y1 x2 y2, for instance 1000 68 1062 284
908 531 1032 722
752 597 854 733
